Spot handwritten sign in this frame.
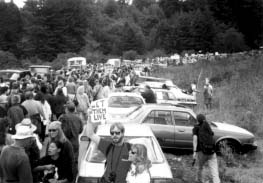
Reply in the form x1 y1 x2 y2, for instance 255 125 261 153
88 99 107 124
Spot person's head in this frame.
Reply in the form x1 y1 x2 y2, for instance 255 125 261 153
58 80 64 87
77 85 84 95
196 113 206 125
25 91 34 100
48 121 66 142
129 144 151 173
205 78 210 85
48 140 62 157
65 101 75 113
12 122 35 148
110 123 125 145
56 88 64 96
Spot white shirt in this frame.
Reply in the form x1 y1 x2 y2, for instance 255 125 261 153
126 164 150 183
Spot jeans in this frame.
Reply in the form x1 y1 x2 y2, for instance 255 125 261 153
197 151 220 183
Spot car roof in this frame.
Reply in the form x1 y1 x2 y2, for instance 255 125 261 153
96 123 154 137
138 103 194 113
108 92 143 97
0 69 29 73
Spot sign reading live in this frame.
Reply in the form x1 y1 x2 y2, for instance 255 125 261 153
88 99 107 124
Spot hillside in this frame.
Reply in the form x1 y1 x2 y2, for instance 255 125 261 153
154 52 263 137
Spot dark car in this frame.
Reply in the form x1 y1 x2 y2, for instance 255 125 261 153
107 104 257 153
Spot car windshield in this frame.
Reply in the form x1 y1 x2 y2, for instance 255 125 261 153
0 72 19 81
108 96 144 108
86 136 164 163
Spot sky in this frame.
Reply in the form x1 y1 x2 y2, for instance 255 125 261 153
5 0 25 8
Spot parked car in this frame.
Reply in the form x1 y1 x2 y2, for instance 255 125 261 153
153 88 196 108
136 76 174 86
135 82 196 108
0 69 31 83
77 123 173 183
88 92 145 124
107 104 257 153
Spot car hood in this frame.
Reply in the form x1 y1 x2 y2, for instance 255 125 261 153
170 88 195 100
78 162 173 179
213 122 254 136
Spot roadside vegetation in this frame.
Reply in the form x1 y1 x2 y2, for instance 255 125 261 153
155 53 263 182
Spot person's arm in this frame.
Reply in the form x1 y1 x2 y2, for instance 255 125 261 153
193 135 198 159
33 164 54 172
85 122 100 145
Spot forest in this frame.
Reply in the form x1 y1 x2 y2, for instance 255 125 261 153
0 0 262 66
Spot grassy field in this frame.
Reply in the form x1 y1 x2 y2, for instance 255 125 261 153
153 53 263 182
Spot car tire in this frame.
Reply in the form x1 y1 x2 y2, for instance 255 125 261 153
216 139 241 155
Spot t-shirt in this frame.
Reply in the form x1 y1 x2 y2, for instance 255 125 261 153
98 139 131 183
37 155 73 182
192 125 201 152
126 164 151 183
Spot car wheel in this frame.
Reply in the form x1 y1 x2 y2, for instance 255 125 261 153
216 139 240 155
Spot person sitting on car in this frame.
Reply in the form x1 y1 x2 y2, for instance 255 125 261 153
141 85 156 103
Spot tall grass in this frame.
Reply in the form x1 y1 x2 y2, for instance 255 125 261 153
153 54 263 137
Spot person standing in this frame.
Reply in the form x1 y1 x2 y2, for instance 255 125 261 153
22 91 46 137
0 124 34 183
85 122 131 183
58 102 83 169
203 78 213 110
192 114 220 183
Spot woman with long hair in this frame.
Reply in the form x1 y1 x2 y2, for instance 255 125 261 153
44 121 75 180
126 144 151 183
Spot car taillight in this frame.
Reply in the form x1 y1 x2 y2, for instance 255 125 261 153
76 177 100 183
151 178 173 183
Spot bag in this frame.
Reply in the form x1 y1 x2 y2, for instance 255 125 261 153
198 121 215 155
73 94 79 106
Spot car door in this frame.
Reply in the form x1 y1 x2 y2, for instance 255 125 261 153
172 111 197 149
142 110 175 148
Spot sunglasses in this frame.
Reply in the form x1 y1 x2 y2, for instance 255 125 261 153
49 129 58 132
130 151 137 155
110 131 121 136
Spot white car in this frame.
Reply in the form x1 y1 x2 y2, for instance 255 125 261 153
137 81 196 107
153 88 197 108
77 123 173 183
88 92 145 124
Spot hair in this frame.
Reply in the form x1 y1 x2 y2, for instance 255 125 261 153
34 92 45 104
49 140 63 150
110 122 125 134
48 121 67 143
131 144 152 174
0 87 8 95
56 88 64 96
25 91 34 100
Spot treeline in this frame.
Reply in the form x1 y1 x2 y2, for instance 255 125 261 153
0 0 262 64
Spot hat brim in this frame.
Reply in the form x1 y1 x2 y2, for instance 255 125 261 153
15 123 37 132
11 134 34 140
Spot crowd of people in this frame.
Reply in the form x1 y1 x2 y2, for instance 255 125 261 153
0 63 220 183
0 64 158 183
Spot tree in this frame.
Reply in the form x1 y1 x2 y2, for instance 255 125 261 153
214 28 248 53
21 0 88 61
133 0 155 11
0 2 23 55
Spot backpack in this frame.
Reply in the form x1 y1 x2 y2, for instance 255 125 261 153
198 121 215 155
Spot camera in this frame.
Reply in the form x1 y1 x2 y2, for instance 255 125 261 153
108 171 116 182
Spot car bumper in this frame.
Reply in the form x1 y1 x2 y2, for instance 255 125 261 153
242 141 257 151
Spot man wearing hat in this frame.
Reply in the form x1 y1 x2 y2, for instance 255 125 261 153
0 122 34 183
